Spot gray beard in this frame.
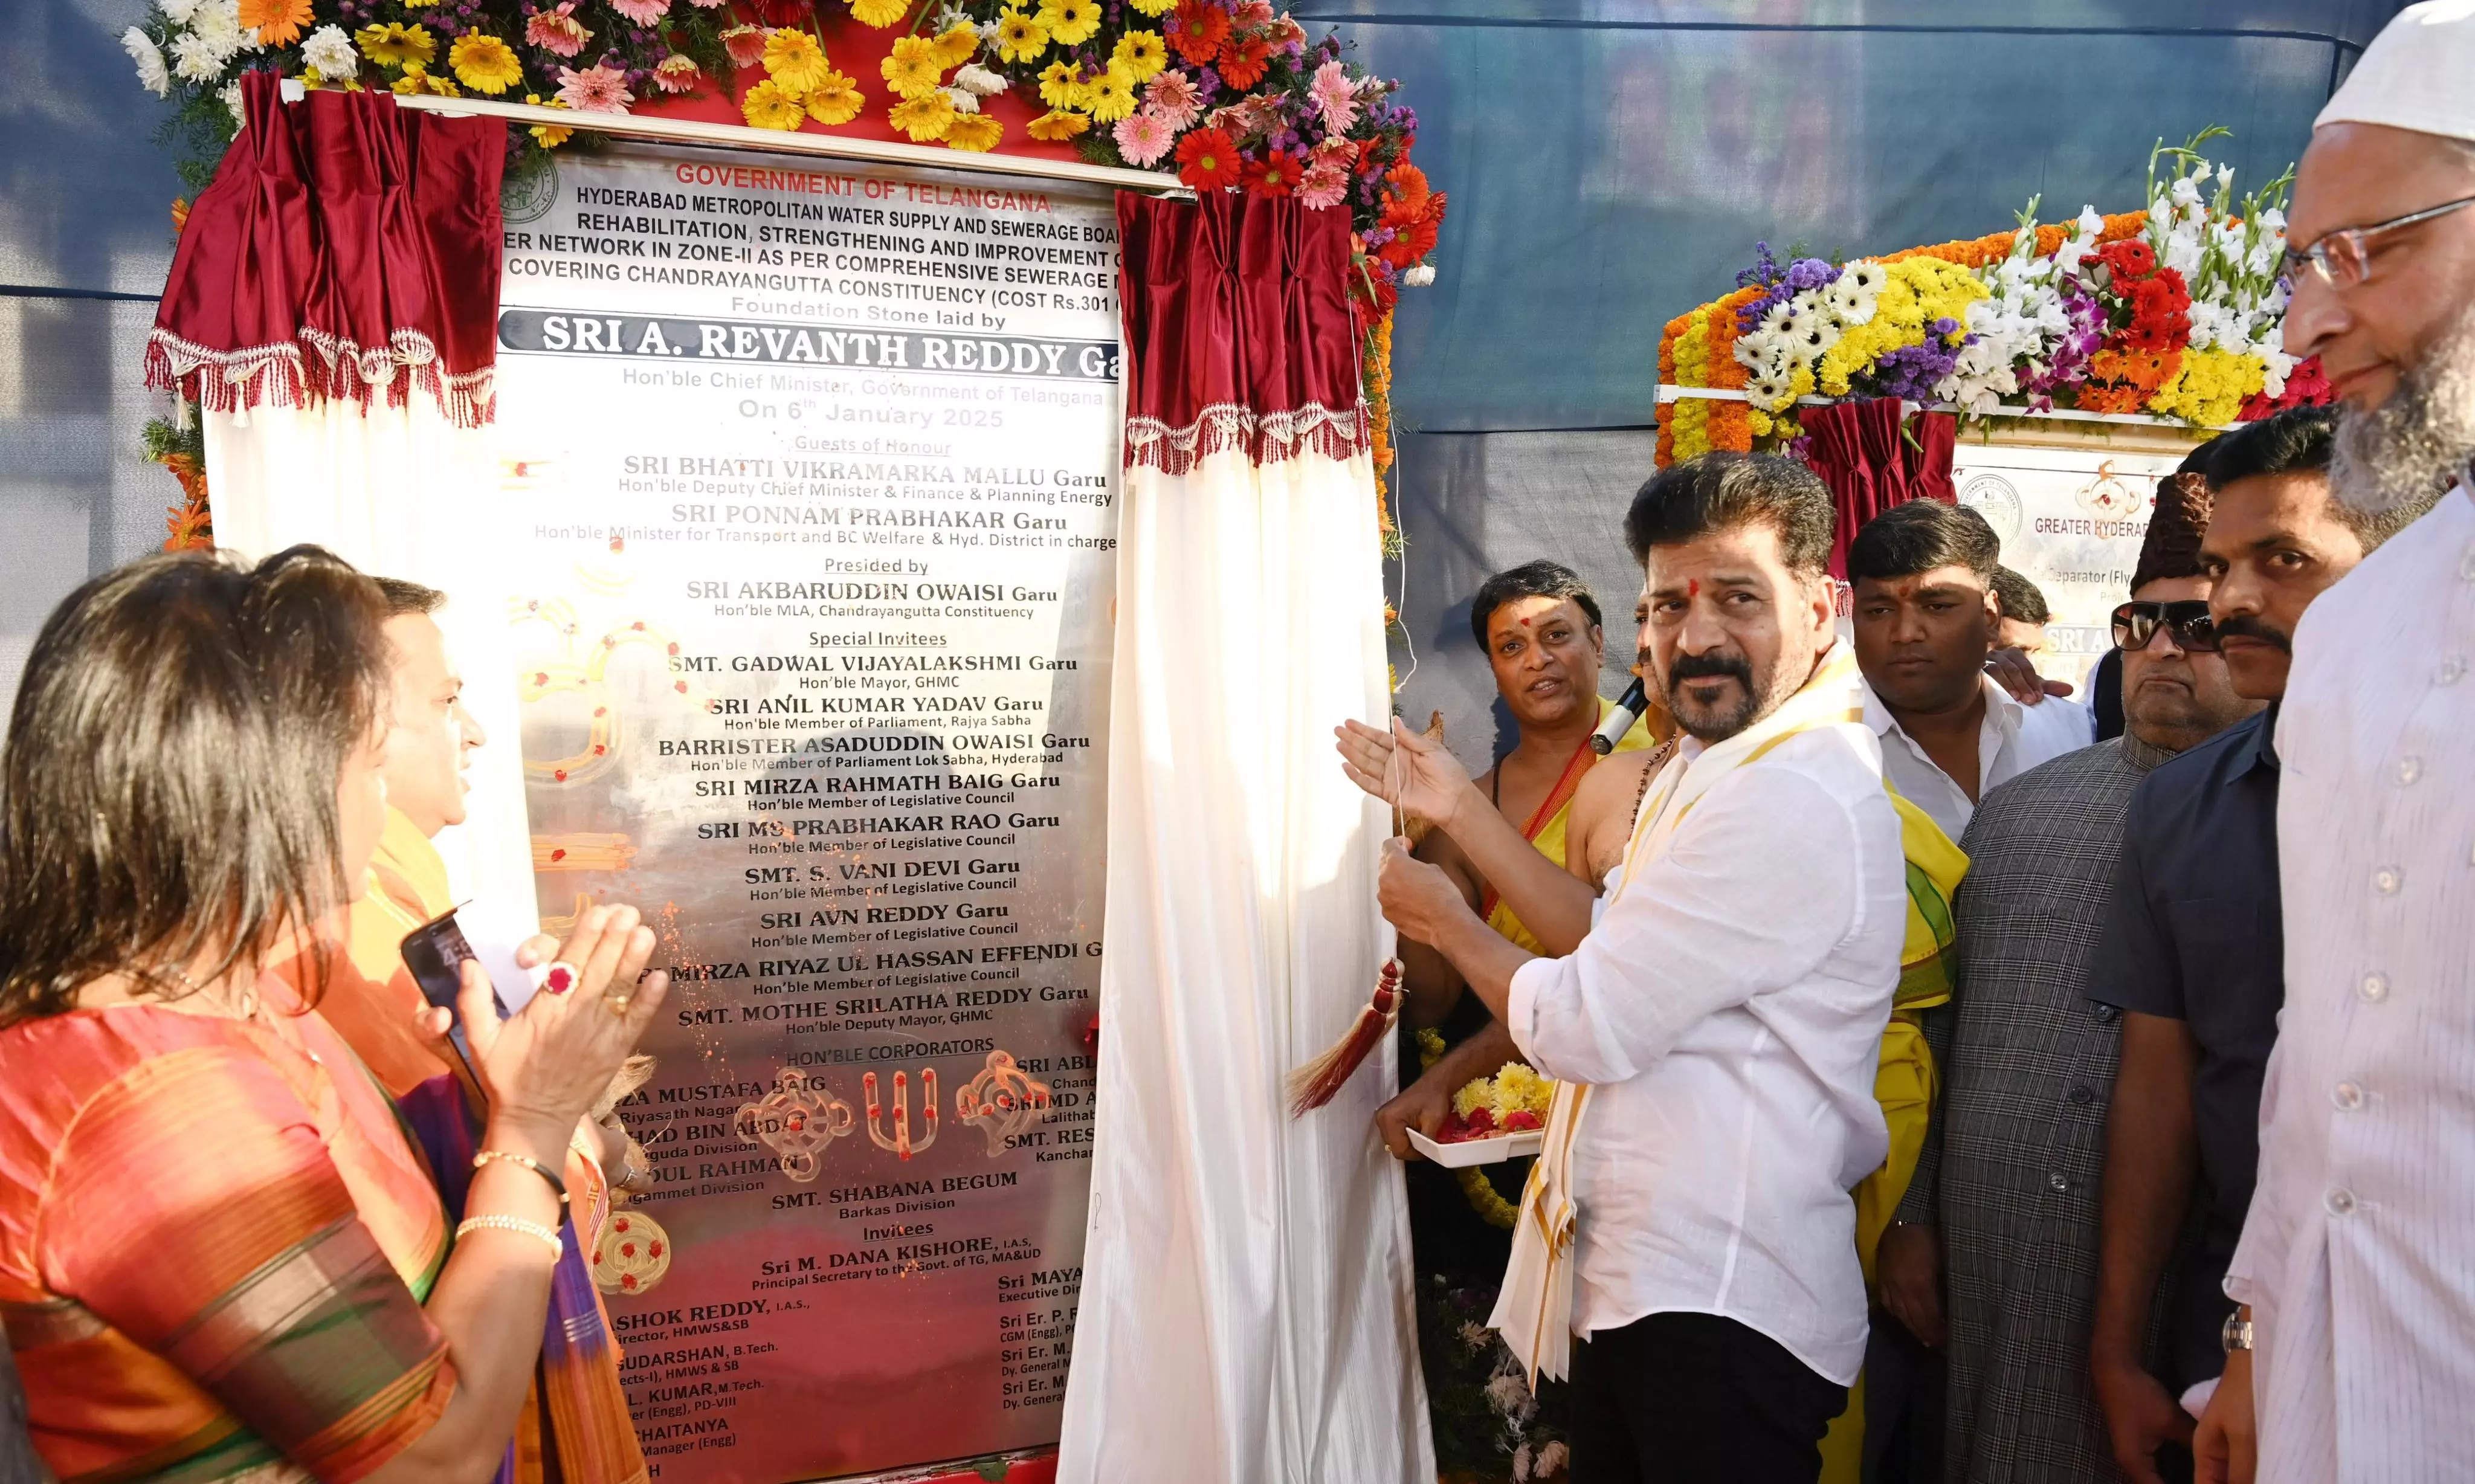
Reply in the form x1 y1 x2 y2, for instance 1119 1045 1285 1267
2331 297 2475 515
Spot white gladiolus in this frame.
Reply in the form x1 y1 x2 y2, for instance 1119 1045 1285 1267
123 27 171 96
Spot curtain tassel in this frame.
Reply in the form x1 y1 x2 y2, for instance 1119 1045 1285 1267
1285 957 1403 1117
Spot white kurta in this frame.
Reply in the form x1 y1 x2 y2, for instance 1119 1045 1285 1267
2230 488 2475 1480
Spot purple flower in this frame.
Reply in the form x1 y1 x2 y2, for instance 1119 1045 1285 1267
1734 253 1841 335
1735 241 1784 292
1859 337 1966 402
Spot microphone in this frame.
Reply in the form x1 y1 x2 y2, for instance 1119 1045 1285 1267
1592 677 1648 755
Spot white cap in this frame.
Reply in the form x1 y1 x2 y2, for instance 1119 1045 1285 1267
2317 1 2475 142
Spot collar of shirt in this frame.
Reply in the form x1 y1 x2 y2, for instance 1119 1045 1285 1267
2227 700 2280 781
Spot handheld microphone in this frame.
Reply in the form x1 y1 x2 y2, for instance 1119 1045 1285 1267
1592 677 1648 755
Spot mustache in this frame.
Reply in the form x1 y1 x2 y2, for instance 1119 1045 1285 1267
1667 652 1754 687
2213 613 2291 654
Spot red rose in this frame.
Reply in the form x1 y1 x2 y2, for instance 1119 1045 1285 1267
1502 1109 1542 1132
1463 1105 1496 1134
1175 127 1242 190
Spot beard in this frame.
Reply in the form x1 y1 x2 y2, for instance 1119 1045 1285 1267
1659 650 1766 743
2331 295 2475 515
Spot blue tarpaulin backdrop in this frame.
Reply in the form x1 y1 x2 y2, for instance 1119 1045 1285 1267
0 2 2417 741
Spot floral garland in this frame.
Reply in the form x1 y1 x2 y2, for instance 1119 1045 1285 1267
1654 131 2336 466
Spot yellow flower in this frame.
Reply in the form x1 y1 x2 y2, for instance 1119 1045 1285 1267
740 78 807 130
448 32 521 95
1111 28 1167 80
880 36 944 98
524 93 572 148
763 28 829 93
1491 1063 1554 1118
390 61 460 95
931 22 979 68
2149 347 2266 428
993 9 1048 63
1039 0 1100 45
888 91 957 141
357 22 435 68
1036 58 1086 109
1025 108 1089 141
849 0 908 24
1085 63 1137 123
804 69 864 124
1450 1077 1492 1119
1125 0 1173 15
944 114 1002 151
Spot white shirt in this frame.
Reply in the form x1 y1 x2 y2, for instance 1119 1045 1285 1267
2229 489 2475 1482
1506 722 1905 1385
1863 673 2092 841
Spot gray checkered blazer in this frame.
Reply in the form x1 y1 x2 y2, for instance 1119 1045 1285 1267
1897 734 2175 1484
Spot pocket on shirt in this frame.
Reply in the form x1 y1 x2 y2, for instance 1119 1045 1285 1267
2161 897 2268 1044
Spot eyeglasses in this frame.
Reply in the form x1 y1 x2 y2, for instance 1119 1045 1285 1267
2282 194 2475 288
2112 600 2218 654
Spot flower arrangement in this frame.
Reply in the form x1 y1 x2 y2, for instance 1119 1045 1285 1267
1440 1058 1553 1141
1654 131 2335 466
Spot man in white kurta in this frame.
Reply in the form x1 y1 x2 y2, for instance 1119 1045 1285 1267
1368 452 1905 1482
2195 5 2475 1479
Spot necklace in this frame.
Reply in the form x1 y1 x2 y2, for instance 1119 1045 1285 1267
161 964 258 1022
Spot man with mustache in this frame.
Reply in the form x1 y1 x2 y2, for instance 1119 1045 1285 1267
2193 6 2475 1479
2088 407 2436 1484
1891 470 2259 1484
1350 453 1905 1481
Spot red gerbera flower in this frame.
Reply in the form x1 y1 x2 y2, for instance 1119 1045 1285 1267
2097 238 2157 281
1217 33 1271 88
1244 148 1304 196
1176 127 1242 190
1169 2 1231 66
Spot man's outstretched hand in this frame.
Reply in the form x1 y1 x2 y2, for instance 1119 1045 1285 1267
1336 717 1478 831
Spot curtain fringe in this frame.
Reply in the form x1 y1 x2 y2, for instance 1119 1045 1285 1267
1123 399 1375 477
144 326 495 429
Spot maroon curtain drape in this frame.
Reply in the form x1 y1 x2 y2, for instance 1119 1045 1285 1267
147 74 505 426
1800 398 1960 578
1115 192 1367 475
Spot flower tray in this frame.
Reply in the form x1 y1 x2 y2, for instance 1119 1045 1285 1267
1409 1128 1543 1168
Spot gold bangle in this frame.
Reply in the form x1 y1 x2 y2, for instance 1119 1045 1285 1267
456 1213 564 1260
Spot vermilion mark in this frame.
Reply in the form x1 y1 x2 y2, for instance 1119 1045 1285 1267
1688 579 1700 598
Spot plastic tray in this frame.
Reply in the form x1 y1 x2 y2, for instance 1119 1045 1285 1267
1408 1128 1544 1167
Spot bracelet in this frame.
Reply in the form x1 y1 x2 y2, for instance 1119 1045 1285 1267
473 1149 568 1204
456 1214 564 1260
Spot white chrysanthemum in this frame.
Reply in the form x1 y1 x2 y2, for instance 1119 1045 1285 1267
950 62 1006 95
221 78 245 129
940 85 980 114
161 0 201 22
123 27 172 96
170 25 231 81
300 24 357 78
1402 262 1435 287
1483 1370 1534 1419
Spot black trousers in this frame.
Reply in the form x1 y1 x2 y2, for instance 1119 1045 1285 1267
1568 1311 1847 1484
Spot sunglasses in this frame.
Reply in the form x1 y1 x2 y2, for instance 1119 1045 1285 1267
2112 600 2218 654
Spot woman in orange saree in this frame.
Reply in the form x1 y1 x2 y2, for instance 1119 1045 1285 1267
0 549 670 1484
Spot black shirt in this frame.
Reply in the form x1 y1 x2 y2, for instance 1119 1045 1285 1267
2085 707 2282 1380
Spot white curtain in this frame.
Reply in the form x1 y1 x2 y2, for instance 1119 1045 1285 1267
1058 439 1431 1482
204 404 540 961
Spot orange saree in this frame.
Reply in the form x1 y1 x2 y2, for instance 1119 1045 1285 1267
0 1002 456 1484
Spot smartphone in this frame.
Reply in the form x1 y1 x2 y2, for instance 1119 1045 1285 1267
401 906 506 1098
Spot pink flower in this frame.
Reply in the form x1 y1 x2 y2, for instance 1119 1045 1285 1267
1233 0 1273 25
1114 110 1175 167
608 0 668 23
685 0 726 8
720 24 768 68
1308 58 1357 134
653 54 700 92
1296 158 1348 210
555 62 632 112
525 1 590 57
1143 68 1202 129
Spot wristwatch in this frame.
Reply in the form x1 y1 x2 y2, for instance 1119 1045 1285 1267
2222 1311 2254 1353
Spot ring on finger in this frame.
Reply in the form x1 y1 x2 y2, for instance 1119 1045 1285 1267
543 961 581 996
604 990 633 1017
